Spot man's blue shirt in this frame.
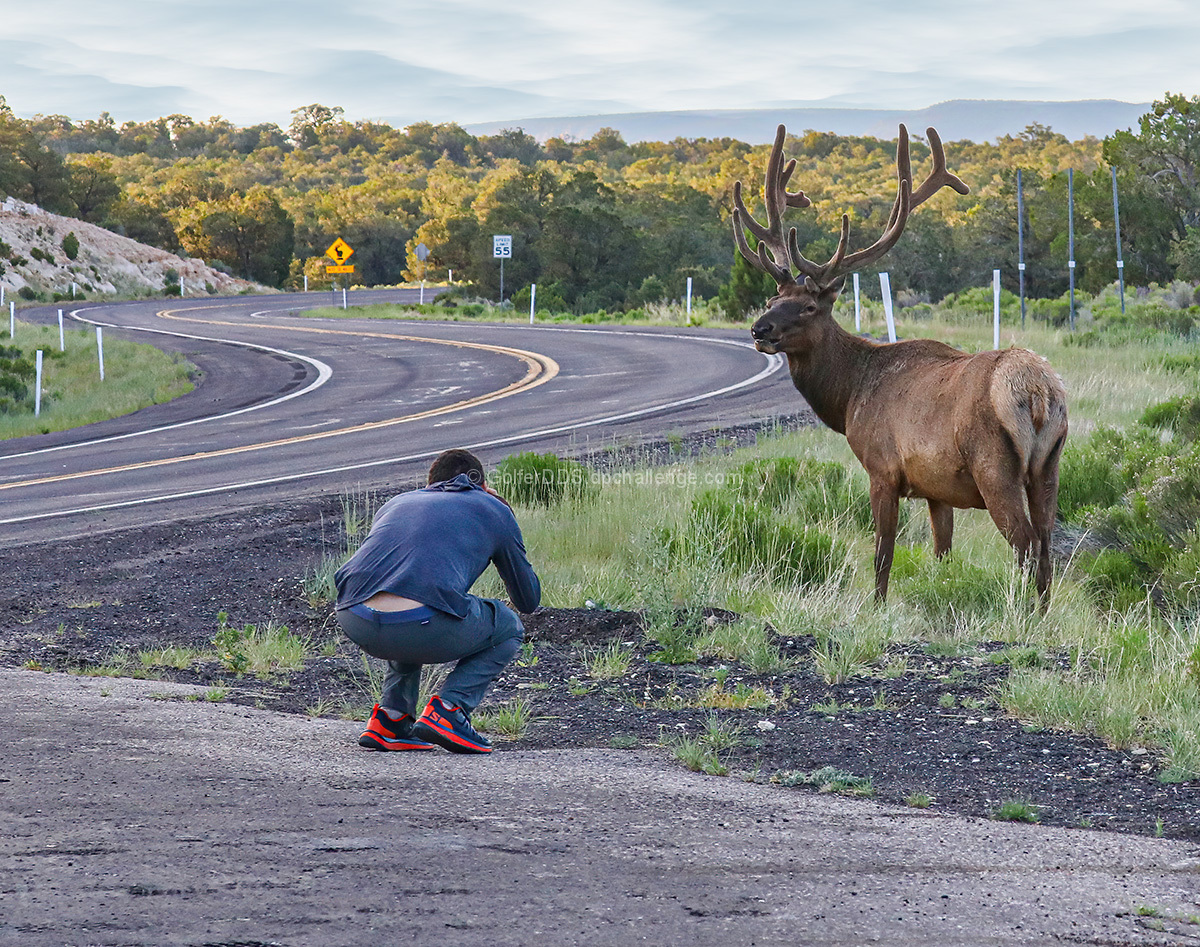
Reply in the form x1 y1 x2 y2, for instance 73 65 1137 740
334 474 541 617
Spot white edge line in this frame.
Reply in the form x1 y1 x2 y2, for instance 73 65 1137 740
1 307 334 460
0 347 785 525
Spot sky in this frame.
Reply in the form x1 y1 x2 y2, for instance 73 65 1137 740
3 0 1198 129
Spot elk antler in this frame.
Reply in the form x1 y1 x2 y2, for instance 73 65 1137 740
732 124 811 285
733 124 970 289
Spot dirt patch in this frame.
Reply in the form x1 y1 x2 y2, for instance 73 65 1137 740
3 485 1198 846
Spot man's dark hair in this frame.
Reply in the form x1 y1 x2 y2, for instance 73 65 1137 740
428 448 485 486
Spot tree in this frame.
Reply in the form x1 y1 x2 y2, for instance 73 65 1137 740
289 104 344 148
176 188 295 286
1104 93 1200 283
717 240 775 320
66 154 122 221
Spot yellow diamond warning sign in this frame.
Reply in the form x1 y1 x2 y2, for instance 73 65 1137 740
325 238 354 264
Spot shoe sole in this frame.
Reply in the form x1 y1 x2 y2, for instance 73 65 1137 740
411 719 492 754
358 732 437 751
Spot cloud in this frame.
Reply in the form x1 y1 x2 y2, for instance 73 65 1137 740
2 0 1198 126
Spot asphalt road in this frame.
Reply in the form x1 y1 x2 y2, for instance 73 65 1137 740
2 289 798 545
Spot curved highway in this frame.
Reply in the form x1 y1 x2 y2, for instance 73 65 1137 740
1 289 803 543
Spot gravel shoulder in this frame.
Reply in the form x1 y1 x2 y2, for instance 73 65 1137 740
3 668 1200 947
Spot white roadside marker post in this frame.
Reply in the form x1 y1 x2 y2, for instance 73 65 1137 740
853 272 861 332
879 272 896 343
993 269 1002 350
8 300 13 339
686 276 693 316
530 284 536 324
34 350 43 416
58 309 65 351
97 326 105 381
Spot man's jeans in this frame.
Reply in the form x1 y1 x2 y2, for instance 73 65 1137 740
336 596 523 716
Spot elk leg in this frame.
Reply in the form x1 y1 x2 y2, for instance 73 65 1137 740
975 476 1036 572
1026 464 1061 601
928 500 954 558
870 480 900 601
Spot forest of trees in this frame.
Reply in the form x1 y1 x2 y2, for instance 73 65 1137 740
3 93 1200 317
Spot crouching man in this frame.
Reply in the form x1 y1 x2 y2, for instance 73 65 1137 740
334 449 540 755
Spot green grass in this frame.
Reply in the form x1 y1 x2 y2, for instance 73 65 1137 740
212 613 310 677
991 799 1040 823
474 698 533 738
300 297 734 328
0 320 194 439
775 765 875 797
459 302 1200 781
667 715 743 776
584 641 634 680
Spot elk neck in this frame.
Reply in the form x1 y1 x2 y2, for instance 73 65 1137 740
784 319 876 435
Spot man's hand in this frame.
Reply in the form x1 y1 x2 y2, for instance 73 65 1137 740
482 484 511 509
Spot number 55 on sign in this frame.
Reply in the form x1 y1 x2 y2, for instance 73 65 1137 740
493 235 512 258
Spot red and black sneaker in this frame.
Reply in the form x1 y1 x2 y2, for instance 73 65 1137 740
412 696 493 754
358 704 436 751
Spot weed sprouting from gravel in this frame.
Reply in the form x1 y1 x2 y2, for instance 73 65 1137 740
991 799 1040 823
775 766 875 797
667 714 742 776
475 698 532 738
584 641 633 680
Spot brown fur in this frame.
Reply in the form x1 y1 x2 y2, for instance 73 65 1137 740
734 125 1068 601
754 280 1068 601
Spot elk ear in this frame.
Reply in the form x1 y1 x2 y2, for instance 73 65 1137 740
818 278 845 305
803 276 820 294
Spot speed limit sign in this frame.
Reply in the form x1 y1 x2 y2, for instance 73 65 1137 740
493 235 512 258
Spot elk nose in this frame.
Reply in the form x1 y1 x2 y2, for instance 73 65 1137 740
751 319 772 340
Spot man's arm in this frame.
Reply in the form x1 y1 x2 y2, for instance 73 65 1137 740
490 513 541 614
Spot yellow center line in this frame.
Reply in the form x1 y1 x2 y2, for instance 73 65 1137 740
2 305 559 493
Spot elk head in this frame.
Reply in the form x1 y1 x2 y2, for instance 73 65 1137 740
733 124 969 356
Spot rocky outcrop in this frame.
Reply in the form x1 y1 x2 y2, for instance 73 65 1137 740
0 198 263 299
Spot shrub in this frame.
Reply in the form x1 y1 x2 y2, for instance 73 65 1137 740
725 456 874 531
491 452 598 507
690 490 842 587
61 231 79 260
1141 394 1200 442
1057 437 1127 522
17 286 38 301
896 552 1016 622
1076 549 1147 612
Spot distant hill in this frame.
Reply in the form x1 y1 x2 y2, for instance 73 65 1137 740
465 99 1151 145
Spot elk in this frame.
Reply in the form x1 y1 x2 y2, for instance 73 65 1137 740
733 124 1068 601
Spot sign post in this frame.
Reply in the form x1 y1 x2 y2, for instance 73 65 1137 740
1067 169 1076 331
416 242 429 304
1112 167 1126 315
493 235 512 301
1017 168 1027 328
325 238 355 302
